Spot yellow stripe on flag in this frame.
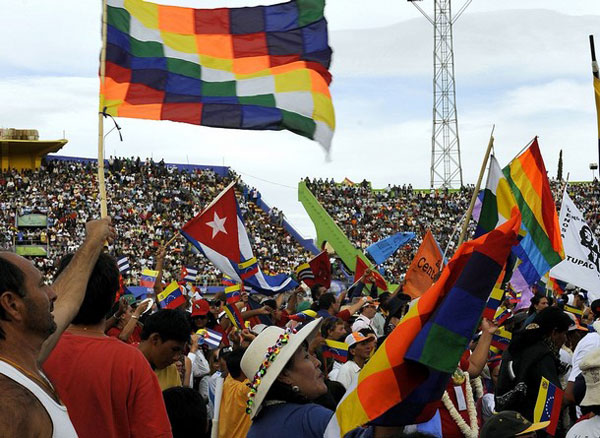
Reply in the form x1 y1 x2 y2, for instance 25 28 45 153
238 257 257 269
534 377 550 422
157 281 179 302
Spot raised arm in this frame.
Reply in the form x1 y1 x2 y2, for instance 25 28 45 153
153 245 166 296
39 218 114 363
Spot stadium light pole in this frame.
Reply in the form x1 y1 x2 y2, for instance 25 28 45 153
408 0 470 189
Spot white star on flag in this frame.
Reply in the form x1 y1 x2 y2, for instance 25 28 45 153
206 212 228 238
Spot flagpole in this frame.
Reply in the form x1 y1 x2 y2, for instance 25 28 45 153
164 232 180 248
507 136 537 165
97 0 109 218
590 35 600 168
457 126 495 246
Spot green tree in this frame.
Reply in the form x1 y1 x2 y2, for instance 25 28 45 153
557 149 563 181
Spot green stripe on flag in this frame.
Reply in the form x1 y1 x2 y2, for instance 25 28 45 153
203 81 237 97
107 6 130 34
503 170 563 267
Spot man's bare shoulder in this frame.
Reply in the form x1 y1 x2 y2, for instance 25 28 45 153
0 374 53 438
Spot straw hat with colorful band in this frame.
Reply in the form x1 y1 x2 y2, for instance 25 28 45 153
240 318 323 419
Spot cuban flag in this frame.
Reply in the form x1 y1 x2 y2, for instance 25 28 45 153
181 265 198 283
181 182 296 295
197 328 223 350
116 256 130 274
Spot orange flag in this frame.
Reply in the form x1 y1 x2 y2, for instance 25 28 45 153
403 230 444 298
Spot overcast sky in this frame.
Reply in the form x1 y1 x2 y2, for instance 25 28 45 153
1 1 599 238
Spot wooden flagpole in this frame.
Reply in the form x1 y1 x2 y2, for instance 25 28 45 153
97 0 109 218
457 126 495 247
590 35 600 169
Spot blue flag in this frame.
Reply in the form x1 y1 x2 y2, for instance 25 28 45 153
366 232 415 265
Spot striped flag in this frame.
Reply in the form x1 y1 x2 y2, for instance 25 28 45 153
503 138 564 285
223 303 245 330
295 263 315 283
483 282 505 321
225 284 242 304
533 377 563 436
494 307 512 326
288 309 318 322
140 269 159 288
157 281 186 309
196 328 223 350
563 304 583 318
116 255 130 274
490 327 512 354
322 339 348 363
180 265 198 283
324 213 521 437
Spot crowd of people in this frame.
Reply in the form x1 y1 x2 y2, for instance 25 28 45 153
3 216 600 438
0 157 313 285
306 177 600 281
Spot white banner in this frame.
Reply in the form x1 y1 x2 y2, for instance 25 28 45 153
550 191 600 301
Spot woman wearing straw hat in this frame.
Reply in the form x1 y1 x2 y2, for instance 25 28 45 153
241 318 334 438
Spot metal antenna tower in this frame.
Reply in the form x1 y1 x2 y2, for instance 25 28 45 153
409 0 471 189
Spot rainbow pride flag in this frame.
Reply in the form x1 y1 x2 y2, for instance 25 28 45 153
101 0 335 153
326 213 521 437
503 139 564 285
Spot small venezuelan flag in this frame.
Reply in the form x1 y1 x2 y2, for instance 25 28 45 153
564 304 583 317
490 327 512 353
289 309 318 322
157 281 186 309
225 284 242 304
224 303 245 330
322 339 348 363
140 269 159 288
534 377 563 436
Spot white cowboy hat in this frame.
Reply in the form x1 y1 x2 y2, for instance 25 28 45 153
240 317 322 419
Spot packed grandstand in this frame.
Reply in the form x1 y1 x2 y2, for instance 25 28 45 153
1 156 598 287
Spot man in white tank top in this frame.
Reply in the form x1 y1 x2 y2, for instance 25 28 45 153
0 218 114 438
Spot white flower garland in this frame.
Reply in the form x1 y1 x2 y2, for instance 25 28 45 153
471 375 484 400
441 371 479 438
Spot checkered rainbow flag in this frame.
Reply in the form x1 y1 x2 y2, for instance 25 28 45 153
101 0 335 154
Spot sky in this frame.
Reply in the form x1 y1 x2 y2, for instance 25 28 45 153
1 0 600 238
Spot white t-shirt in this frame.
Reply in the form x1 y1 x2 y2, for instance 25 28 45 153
566 415 600 438
568 333 600 382
328 360 342 381
332 360 361 390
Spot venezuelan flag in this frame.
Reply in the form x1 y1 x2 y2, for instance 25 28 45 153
494 306 512 326
482 284 505 321
223 303 245 330
503 139 564 285
322 339 348 363
490 327 512 353
564 304 583 317
534 377 563 435
140 269 159 288
157 281 186 309
289 309 318 322
225 284 241 304
327 213 521 436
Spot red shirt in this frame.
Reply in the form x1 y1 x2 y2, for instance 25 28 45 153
43 332 172 438
106 325 142 345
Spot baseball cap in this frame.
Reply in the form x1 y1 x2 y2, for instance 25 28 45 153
344 332 375 348
191 299 210 317
480 411 549 438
